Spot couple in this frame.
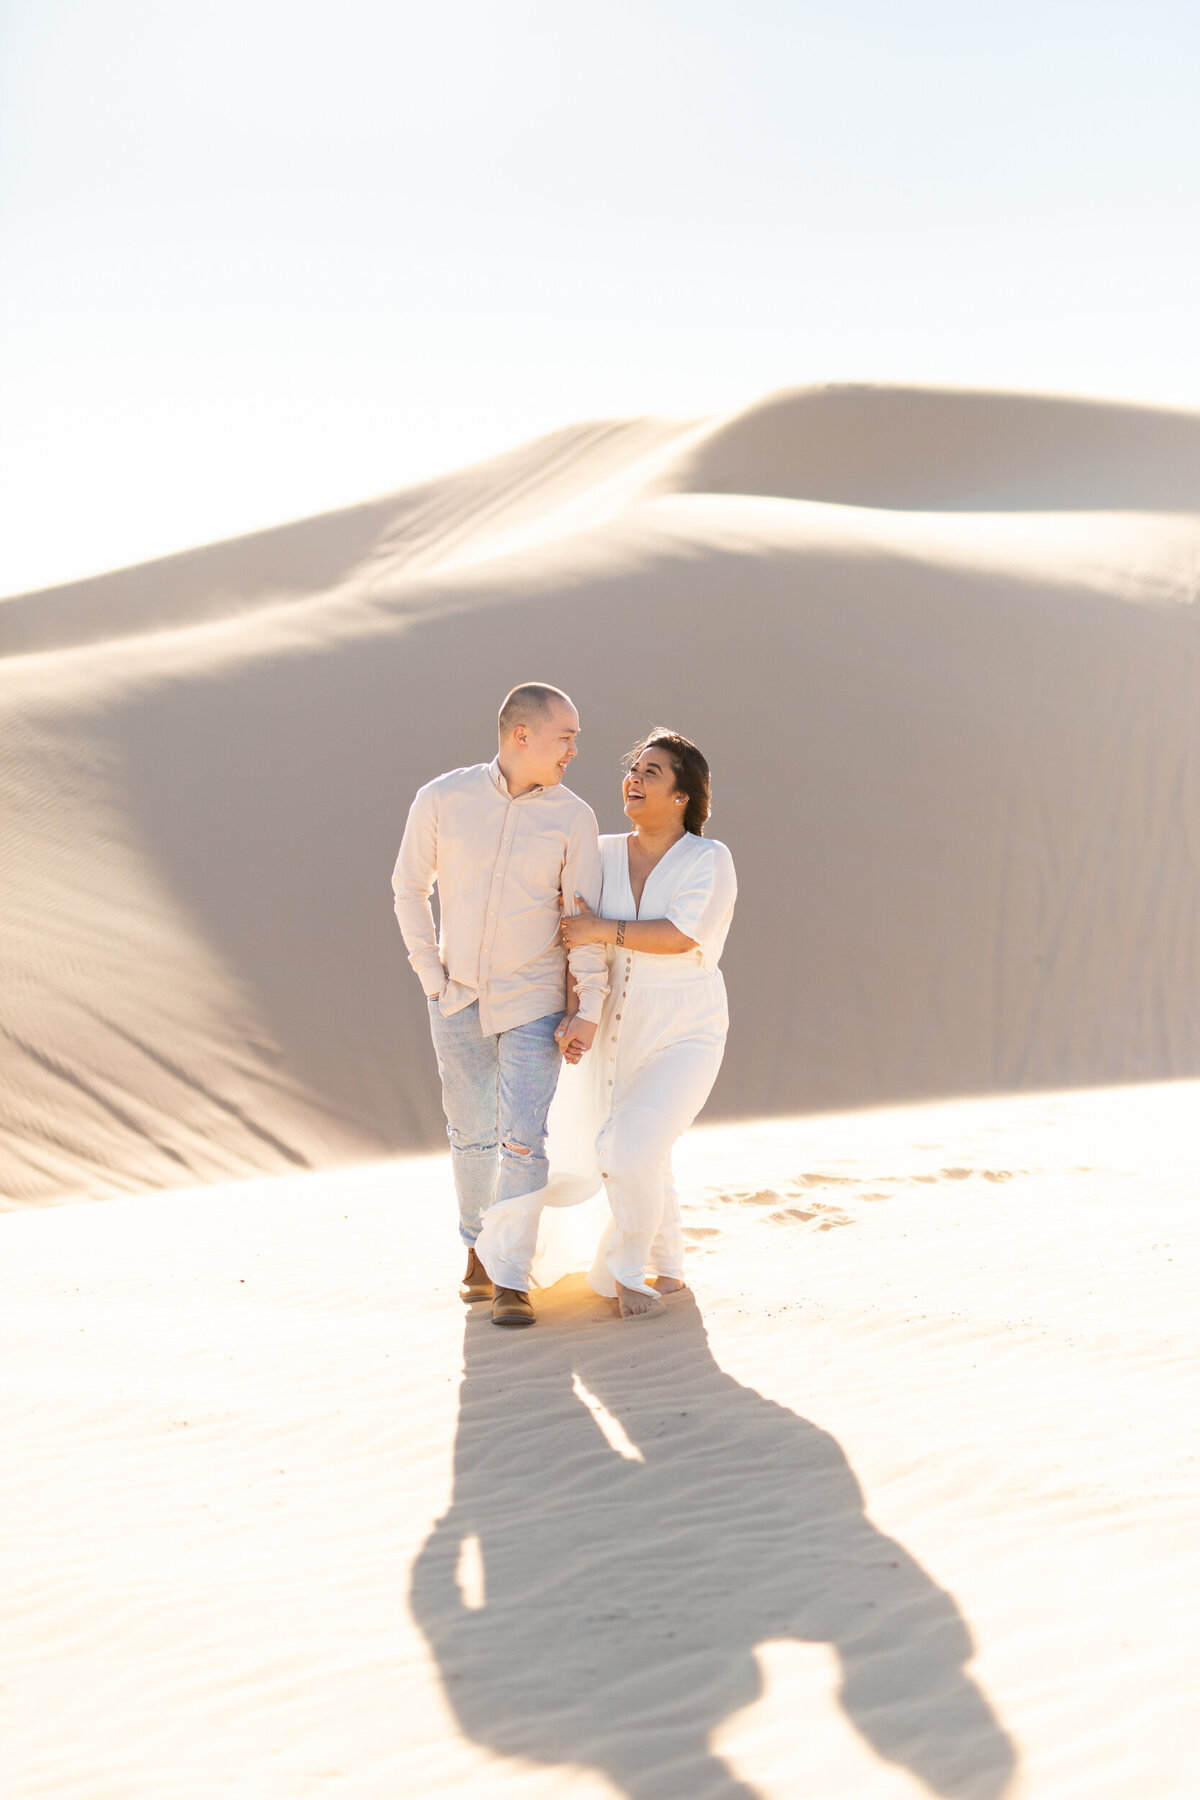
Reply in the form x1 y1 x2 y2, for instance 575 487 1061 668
392 683 736 1326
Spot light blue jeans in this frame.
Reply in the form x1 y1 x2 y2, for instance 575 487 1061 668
427 1000 564 1247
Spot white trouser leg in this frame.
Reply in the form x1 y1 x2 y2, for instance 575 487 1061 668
592 1104 672 1297
647 1171 685 1282
589 1034 723 1299
475 1186 545 1292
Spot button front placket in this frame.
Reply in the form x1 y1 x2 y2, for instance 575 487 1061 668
599 949 635 1160
606 951 634 1091
476 796 521 1035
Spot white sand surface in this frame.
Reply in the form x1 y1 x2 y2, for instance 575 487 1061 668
3 1081 1198 1799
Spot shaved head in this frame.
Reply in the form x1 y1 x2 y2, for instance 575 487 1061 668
498 683 574 737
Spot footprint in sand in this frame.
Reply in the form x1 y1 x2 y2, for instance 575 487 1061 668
793 1168 1024 1195
769 1204 853 1232
918 1167 1022 1185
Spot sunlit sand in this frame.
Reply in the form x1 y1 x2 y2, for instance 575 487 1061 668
3 1084 1198 1797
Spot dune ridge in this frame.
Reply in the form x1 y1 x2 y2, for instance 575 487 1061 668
0 419 698 659
656 383 1200 511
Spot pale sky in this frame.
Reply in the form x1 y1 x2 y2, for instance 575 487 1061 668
3 0 1199 596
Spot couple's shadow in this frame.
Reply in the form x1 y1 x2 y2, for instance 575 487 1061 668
410 1279 1015 1800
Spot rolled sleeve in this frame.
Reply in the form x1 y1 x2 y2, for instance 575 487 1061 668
562 808 608 1024
392 786 447 996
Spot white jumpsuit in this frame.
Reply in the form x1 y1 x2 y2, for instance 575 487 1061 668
476 832 737 1299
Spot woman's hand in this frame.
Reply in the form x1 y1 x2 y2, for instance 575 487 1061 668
555 1014 597 1064
560 893 608 951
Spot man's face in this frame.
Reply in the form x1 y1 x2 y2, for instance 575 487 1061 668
522 699 580 787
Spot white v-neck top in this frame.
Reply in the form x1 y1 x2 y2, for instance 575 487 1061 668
599 832 737 973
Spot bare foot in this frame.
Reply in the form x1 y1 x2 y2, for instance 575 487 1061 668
648 1276 687 1295
617 1282 667 1319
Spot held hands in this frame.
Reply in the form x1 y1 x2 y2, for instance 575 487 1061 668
554 1014 597 1064
558 892 603 1060
560 893 607 951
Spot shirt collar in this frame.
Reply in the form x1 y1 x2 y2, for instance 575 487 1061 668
489 756 543 800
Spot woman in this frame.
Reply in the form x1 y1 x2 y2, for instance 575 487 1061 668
478 728 736 1319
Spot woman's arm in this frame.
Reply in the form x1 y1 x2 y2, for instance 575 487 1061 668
561 895 696 957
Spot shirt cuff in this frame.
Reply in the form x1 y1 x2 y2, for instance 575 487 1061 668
410 949 446 996
574 984 605 1025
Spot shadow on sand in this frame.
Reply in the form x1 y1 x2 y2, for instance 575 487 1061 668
411 1280 1016 1800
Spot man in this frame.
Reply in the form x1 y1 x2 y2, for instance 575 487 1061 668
392 684 607 1327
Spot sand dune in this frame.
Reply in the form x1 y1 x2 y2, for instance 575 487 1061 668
3 383 1200 1210
4 386 1200 1799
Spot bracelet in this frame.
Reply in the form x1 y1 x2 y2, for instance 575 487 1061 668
615 920 626 947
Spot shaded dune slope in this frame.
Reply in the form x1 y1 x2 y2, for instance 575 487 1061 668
3 386 1200 1204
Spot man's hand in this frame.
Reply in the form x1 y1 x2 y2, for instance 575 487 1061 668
554 1013 598 1064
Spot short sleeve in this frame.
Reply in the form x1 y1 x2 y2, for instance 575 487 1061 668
664 840 738 971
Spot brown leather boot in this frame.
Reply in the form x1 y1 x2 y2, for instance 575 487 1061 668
459 1247 494 1302
491 1287 535 1327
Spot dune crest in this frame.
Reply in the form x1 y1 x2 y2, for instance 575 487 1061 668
655 382 1200 512
0 419 697 660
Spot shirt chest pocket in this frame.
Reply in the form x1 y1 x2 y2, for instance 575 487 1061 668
518 829 567 898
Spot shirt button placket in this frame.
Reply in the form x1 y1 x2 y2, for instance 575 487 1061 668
479 797 515 1034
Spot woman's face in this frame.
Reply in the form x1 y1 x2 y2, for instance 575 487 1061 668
623 747 683 829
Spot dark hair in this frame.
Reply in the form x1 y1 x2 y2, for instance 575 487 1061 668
498 683 573 737
624 728 712 836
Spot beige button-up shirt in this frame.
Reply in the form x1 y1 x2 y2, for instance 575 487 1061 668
392 759 608 1033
